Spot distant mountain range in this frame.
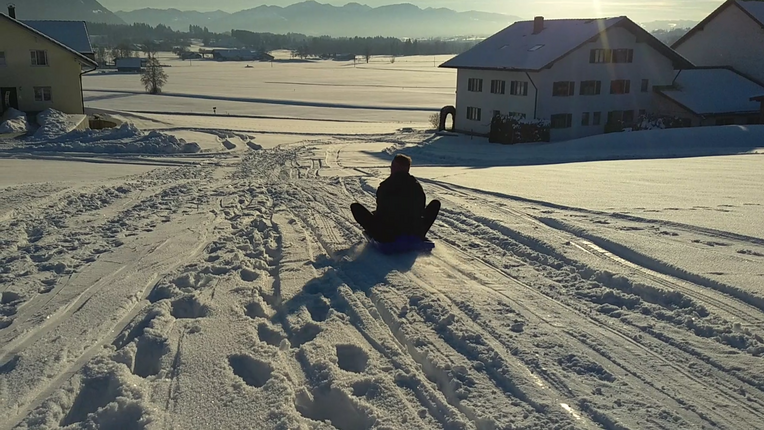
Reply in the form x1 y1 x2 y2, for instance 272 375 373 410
115 8 231 31
638 20 698 32
116 1 522 38
9 0 125 24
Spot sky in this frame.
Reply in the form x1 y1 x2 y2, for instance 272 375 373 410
99 0 725 22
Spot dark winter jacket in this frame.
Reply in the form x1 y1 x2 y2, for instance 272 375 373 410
375 172 426 236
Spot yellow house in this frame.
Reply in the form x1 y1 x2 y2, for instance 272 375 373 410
0 7 97 115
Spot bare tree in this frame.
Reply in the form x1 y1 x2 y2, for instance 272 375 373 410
141 58 168 94
114 42 133 59
94 46 110 65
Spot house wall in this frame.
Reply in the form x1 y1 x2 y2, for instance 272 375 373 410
452 25 679 141
535 25 678 141
453 68 539 135
0 18 85 114
675 5 764 85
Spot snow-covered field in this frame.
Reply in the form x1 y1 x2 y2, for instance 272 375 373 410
1 57 764 430
83 54 455 125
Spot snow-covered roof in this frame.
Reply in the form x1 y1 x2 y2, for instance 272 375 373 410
440 17 691 71
22 20 93 54
0 13 96 67
657 68 764 115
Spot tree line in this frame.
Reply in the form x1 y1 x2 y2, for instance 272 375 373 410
86 22 480 61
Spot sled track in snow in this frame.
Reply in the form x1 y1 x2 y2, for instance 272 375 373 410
425 179 764 345
3 143 764 430
282 176 764 429
343 172 764 426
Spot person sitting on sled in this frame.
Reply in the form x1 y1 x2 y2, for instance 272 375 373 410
351 154 441 243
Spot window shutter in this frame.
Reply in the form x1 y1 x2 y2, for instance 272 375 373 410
625 80 631 94
596 81 601 95
628 49 634 63
589 50 596 63
569 82 575 96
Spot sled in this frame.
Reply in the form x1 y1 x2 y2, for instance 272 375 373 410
366 234 435 255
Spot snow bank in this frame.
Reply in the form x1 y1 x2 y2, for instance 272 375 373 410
33 108 78 140
29 122 201 154
0 108 30 134
390 125 764 166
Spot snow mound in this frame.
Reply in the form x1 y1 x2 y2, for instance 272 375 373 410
29 122 201 154
391 125 764 166
34 108 75 140
0 108 30 134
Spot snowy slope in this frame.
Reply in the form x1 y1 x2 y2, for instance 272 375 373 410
2 122 764 430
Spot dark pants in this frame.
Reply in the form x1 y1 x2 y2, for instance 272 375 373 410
351 200 441 243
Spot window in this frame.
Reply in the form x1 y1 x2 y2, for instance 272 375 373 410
589 49 611 63
510 81 528 96
31 50 48 66
34 87 52 102
590 48 633 63
623 110 634 124
641 79 649 93
553 81 575 97
580 80 602 96
468 78 483 92
466 107 482 121
610 80 631 94
550 113 572 129
612 49 634 63
490 80 506 94
0 52 5 66
593 112 602 126
582 112 590 126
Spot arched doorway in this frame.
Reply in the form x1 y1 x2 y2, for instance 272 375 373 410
439 105 456 131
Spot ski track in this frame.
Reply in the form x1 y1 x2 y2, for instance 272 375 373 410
1 139 763 430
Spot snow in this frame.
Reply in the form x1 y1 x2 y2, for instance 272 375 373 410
2 54 764 430
21 20 94 55
83 54 455 125
0 108 29 134
386 124 764 166
440 17 625 71
33 108 80 140
29 122 202 154
658 68 764 115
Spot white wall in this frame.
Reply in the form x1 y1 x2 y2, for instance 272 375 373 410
675 5 764 85
535 25 678 141
452 25 679 141
454 69 538 135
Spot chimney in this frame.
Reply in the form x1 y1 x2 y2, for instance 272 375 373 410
8 4 16 19
533 16 544 34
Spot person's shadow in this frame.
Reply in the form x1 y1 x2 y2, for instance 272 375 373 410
272 241 422 322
